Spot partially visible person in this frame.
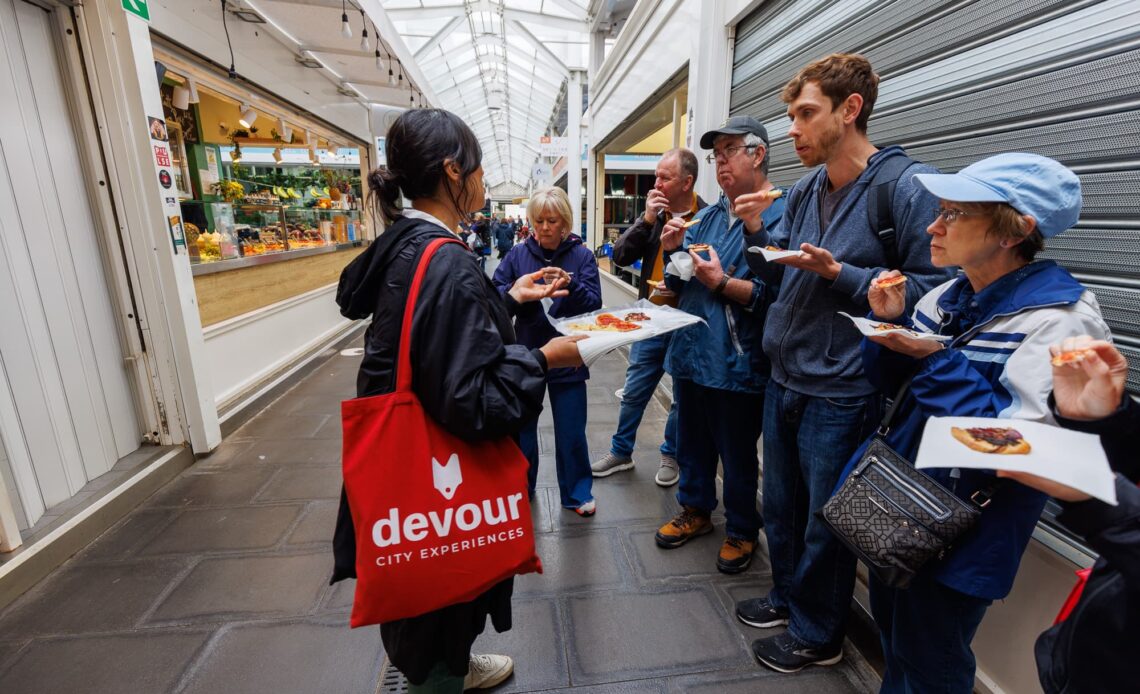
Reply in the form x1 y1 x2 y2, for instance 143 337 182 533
997 337 1137 694
333 109 585 694
494 216 514 259
856 153 1111 693
592 148 707 487
737 54 952 673
653 118 784 573
493 187 603 516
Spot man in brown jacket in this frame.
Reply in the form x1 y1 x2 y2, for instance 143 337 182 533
592 148 706 486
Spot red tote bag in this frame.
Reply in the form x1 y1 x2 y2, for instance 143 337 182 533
341 237 542 628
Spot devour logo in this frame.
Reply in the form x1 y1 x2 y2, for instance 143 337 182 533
432 453 462 500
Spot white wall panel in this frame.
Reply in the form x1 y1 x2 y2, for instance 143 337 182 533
204 284 352 407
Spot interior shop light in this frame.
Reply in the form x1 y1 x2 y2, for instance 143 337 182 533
340 0 352 39
375 47 384 71
359 8 370 52
187 76 200 103
232 143 243 163
388 60 397 86
239 103 257 128
328 143 339 155
172 84 190 110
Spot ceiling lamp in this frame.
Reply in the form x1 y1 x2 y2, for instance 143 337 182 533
272 147 283 163
172 84 190 110
359 9 370 52
340 0 352 38
186 76 200 103
232 144 242 163
238 103 257 128
388 59 397 86
328 143 339 155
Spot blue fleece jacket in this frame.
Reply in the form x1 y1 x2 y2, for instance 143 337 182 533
492 235 602 384
663 193 785 394
745 146 956 398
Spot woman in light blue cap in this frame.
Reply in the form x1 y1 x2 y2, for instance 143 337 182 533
843 153 1112 693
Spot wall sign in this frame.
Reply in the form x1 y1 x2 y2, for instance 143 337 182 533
121 0 150 21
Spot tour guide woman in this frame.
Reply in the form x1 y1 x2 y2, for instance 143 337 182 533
852 153 1111 693
333 109 584 693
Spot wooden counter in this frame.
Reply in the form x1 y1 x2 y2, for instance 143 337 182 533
193 245 366 326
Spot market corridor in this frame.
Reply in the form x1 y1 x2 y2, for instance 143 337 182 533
0 293 878 693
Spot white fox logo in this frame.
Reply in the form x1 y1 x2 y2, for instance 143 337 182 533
432 453 463 500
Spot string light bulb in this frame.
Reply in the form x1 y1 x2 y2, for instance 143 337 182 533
340 0 352 38
359 9 370 52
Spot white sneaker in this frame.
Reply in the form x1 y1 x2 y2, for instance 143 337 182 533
463 654 513 690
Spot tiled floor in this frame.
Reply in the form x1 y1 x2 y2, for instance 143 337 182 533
0 289 878 693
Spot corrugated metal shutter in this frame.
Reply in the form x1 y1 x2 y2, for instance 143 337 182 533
729 0 1140 393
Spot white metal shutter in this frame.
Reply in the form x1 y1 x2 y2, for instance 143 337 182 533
730 0 1140 392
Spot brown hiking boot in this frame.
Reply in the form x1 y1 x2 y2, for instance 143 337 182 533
654 506 713 548
717 537 756 573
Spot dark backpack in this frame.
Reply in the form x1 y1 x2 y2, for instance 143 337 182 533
782 155 917 269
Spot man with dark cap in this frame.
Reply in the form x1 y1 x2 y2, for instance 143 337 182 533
652 116 785 574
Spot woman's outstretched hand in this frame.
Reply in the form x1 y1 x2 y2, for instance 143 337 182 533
509 267 570 303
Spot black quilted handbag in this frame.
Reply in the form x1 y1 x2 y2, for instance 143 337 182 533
818 377 997 589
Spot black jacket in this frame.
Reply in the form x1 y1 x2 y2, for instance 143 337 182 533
333 216 549 683
1036 394 1140 694
612 195 707 299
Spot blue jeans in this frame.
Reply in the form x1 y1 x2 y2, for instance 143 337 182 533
762 381 883 648
610 334 678 458
674 378 764 540
518 381 593 508
870 572 991 694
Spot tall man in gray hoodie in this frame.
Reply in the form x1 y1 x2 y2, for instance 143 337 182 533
735 54 955 673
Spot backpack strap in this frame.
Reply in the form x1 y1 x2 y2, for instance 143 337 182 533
866 154 917 269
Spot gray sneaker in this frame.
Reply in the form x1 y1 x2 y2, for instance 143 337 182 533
591 452 634 477
655 455 680 487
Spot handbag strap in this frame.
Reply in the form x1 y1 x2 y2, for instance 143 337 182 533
394 236 466 393
875 371 1007 509
877 372 917 436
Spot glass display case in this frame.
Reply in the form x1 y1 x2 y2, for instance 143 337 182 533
233 203 289 257
283 207 364 248
180 200 237 263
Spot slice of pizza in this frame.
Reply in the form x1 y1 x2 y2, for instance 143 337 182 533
689 243 711 252
951 426 1031 455
595 313 621 327
874 275 908 289
1050 349 1094 368
682 218 702 229
611 320 642 332
566 322 602 332
623 311 651 322
872 321 906 331
762 189 784 200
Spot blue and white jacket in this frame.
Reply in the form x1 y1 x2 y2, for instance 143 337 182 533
851 260 1110 600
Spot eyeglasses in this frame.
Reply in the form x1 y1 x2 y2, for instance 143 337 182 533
936 208 983 225
705 145 758 164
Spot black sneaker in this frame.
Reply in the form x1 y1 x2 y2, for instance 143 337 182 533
735 596 789 628
752 632 843 673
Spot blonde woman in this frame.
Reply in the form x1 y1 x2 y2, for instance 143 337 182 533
493 188 602 516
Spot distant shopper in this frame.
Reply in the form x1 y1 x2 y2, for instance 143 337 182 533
333 108 584 694
494 216 514 259
654 118 784 573
857 153 1111 693
738 54 953 673
999 337 1137 694
493 187 603 516
592 148 707 487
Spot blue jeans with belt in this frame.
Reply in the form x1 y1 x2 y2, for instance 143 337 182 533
610 334 678 459
518 381 593 508
762 380 883 648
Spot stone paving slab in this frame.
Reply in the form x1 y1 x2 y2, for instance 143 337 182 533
178 619 383 694
147 553 330 624
255 466 343 502
0 560 189 637
233 437 343 466
287 500 341 545
515 528 628 596
624 520 770 583
563 587 753 685
144 467 278 508
0 630 211 693
234 413 331 440
137 506 303 556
